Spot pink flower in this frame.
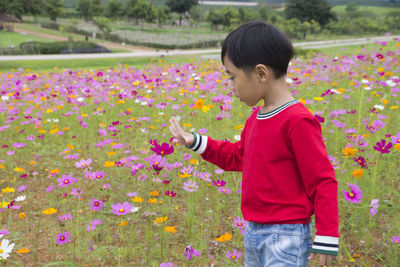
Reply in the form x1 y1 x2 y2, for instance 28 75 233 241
89 198 104 211
369 199 379 217
343 183 363 204
110 202 133 215
56 232 71 245
225 249 242 259
184 245 200 260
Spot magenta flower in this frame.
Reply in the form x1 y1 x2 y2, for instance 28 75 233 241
353 156 368 169
390 236 400 246
110 202 133 215
56 232 71 245
212 179 226 187
57 174 78 188
373 139 392 154
71 188 83 197
225 249 242 259
12 142 26 148
89 198 104 211
184 245 200 260
183 180 199 192
369 199 379 217
149 139 174 156
165 190 177 197
343 183 363 204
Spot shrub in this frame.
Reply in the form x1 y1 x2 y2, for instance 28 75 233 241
18 41 111 54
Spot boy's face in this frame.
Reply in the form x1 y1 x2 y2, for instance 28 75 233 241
223 55 265 107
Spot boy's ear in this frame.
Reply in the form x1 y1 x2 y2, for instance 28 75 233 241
255 64 270 82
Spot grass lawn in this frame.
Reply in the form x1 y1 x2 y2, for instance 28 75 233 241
0 31 53 47
332 5 400 16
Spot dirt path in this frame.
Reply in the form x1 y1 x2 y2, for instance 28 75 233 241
13 25 156 53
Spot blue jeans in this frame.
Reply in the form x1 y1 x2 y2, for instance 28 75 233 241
244 222 312 267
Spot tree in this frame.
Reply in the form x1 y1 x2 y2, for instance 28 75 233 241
345 2 359 13
207 7 223 31
105 0 124 19
259 6 268 22
189 5 203 26
44 0 64 22
93 16 111 44
77 0 91 22
285 0 336 27
90 0 104 17
238 7 257 24
156 7 169 27
0 0 25 20
166 0 198 26
220 6 239 29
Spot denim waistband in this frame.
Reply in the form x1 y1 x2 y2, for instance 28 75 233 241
246 222 312 236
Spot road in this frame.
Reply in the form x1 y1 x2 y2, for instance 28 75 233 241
0 35 398 62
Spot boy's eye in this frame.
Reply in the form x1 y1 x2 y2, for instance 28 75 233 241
229 77 235 81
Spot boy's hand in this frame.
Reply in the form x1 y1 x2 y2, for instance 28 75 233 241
308 252 335 266
169 117 194 147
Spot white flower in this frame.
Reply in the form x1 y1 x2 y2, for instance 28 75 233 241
234 135 241 141
331 89 341 94
374 104 384 110
286 78 293 84
386 80 396 87
146 89 152 93
1 96 9 101
0 239 15 260
77 97 84 102
52 119 59 123
15 195 26 202
174 116 181 122
132 207 139 213
364 86 372 91
175 77 181 82
361 79 369 84
158 112 164 115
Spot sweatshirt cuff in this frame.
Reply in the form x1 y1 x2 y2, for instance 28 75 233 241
186 133 207 154
310 235 339 255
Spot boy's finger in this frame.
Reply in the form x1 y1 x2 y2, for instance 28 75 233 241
308 252 315 260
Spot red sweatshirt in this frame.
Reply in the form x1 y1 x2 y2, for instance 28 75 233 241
187 100 339 255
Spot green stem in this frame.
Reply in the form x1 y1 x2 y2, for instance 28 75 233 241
356 88 364 132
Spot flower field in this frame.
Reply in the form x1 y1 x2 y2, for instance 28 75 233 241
0 39 399 266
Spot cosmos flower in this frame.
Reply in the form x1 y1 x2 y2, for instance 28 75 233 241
374 139 392 154
369 199 379 217
183 180 199 192
56 232 71 245
390 236 400 246
353 156 368 168
0 239 15 259
89 198 104 211
184 245 200 260
149 139 174 156
343 183 363 204
212 179 226 187
57 174 78 188
225 249 241 259
59 213 73 221
110 202 133 215
232 216 246 228
165 190 177 197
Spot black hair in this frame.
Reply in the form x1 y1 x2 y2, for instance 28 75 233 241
221 20 293 79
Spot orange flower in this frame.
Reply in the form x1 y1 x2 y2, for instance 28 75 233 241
19 212 26 219
193 99 204 109
342 146 358 156
42 208 57 215
189 159 198 165
164 226 177 233
148 198 157 204
149 190 159 197
394 144 400 150
352 169 364 178
119 221 128 226
16 247 31 254
216 232 232 242
132 196 143 203
104 161 115 167
153 216 168 224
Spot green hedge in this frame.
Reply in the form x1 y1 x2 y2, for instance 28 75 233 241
10 41 110 55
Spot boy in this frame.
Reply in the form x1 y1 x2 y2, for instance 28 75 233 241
169 21 339 267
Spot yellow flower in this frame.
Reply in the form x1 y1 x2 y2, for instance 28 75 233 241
216 232 232 242
14 167 25 172
2 187 15 193
107 151 116 156
234 124 244 130
16 247 31 254
49 169 60 175
352 169 364 178
202 105 210 113
178 173 192 178
1 202 9 208
42 208 58 215
394 143 400 150
342 146 358 156
153 216 168 224
67 144 75 150
148 198 157 204
132 196 143 203
164 226 177 233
